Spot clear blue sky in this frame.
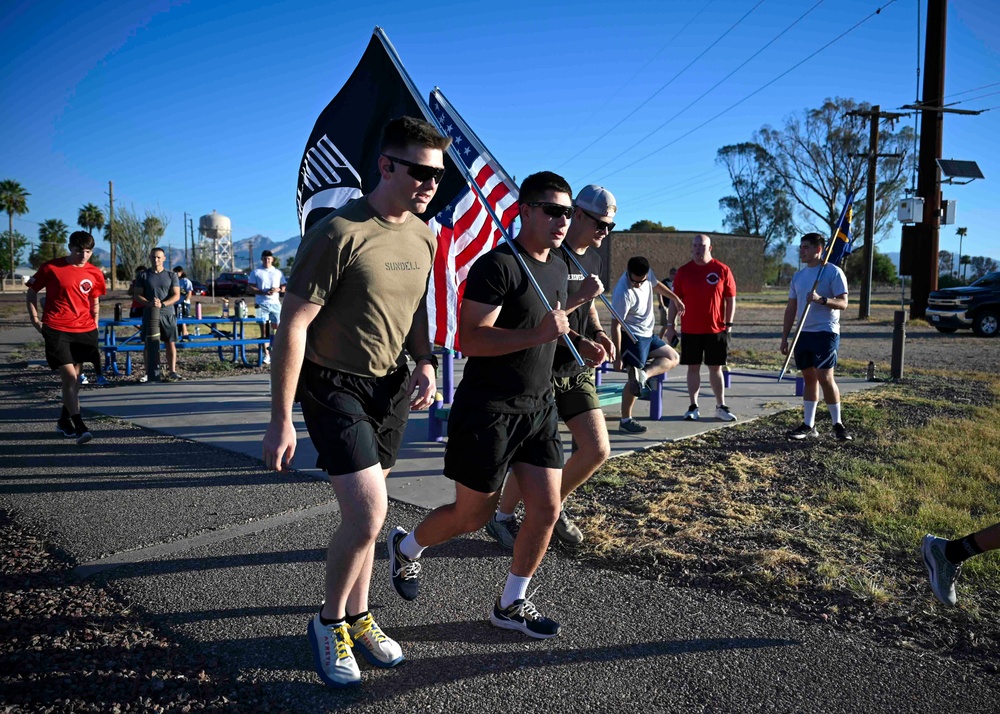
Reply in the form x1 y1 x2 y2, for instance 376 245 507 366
2 0 997 265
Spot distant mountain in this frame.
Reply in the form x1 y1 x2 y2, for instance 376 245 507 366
154 234 302 273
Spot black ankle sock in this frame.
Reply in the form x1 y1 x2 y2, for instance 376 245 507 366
345 611 369 626
71 414 84 426
319 612 345 627
60 406 69 420
945 534 983 564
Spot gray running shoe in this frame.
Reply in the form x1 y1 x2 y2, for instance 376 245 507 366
922 534 959 606
485 514 520 550
683 404 700 421
554 509 583 545
619 418 647 434
490 597 561 639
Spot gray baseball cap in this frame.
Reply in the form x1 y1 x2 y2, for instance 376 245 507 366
574 184 617 220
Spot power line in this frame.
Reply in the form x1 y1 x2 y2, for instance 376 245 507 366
944 89 1000 107
556 0 766 171
593 0 898 183
543 0 717 163
942 81 1000 101
628 169 723 203
576 0 825 183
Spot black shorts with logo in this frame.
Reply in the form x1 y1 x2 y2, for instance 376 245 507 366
299 359 411 476
43 325 100 371
444 401 564 494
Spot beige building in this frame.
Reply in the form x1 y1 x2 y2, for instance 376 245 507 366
594 231 766 293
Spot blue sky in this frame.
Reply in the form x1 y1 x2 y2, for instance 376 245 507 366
2 0 997 266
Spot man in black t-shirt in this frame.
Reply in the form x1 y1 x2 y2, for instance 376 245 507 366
388 172 596 639
486 184 617 547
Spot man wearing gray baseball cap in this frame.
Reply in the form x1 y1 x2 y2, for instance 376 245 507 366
486 184 617 547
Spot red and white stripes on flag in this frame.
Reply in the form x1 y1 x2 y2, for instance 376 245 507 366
426 90 519 350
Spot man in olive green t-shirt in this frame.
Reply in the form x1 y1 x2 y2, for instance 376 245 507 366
262 116 451 689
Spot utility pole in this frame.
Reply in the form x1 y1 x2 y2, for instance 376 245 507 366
248 237 254 273
108 181 116 291
189 217 195 279
910 0 947 319
847 105 904 319
183 212 189 268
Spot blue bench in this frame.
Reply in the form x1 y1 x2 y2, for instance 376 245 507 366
102 338 271 375
427 373 664 442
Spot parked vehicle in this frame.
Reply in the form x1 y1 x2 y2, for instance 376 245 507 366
190 282 208 296
210 272 249 296
926 271 1000 337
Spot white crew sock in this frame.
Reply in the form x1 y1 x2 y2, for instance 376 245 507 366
399 531 426 561
828 402 842 426
495 510 514 522
803 400 818 428
500 573 531 609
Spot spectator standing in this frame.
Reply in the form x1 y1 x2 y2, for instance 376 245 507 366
25 230 106 444
128 266 146 318
135 248 182 381
657 267 678 340
666 234 737 422
173 266 194 340
248 250 286 365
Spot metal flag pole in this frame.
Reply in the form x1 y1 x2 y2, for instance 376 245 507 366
375 27 584 366
778 191 855 381
434 86 639 346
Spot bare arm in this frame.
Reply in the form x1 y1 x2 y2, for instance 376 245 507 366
724 295 736 326
262 293 322 471
459 298 568 357
161 285 181 308
25 289 42 332
653 281 685 315
780 298 797 355
403 295 436 410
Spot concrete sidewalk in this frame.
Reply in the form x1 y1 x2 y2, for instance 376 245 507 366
2 365 997 711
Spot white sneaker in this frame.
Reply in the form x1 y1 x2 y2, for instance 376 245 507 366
715 405 737 421
348 613 404 668
307 615 361 688
78 374 89 385
683 404 699 421
263 353 271 365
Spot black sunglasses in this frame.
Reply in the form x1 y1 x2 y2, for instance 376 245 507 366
525 202 574 220
580 208 615 233
382 155 446 183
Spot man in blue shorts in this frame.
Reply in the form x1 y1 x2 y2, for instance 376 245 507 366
611 256 684 434
781 233 852 441
248 250 286 365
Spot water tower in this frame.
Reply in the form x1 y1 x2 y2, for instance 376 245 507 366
198 210 233 273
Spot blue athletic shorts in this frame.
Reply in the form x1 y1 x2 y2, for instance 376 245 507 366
622 334 666 370
794 331 839 371
257 303 281 324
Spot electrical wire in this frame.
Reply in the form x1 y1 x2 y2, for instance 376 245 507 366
576 0 825 183
592 0 898 183
543 0 717 163
556 0 766 171
942 81 1000 101
943 89 1000 108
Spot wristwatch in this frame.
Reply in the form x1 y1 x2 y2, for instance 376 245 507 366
820 296 828 305
414 353 438 370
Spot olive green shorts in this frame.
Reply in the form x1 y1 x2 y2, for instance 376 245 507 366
553 370 601 422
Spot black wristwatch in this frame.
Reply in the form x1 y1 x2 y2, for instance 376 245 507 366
414 353 438 370
820 296 828 305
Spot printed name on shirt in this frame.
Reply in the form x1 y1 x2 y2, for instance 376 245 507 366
385 261 422 272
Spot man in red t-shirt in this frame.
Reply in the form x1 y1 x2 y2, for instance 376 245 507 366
666 234 737 422
26 231 107 444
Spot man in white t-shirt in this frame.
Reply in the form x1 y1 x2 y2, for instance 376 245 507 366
781 233 852 441
610 256 684 434
248 250 286 365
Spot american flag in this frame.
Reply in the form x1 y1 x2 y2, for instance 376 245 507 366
426 89 519 350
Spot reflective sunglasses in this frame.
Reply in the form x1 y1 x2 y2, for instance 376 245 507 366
382 155 446 183
525 202 574 220
580 208 616 233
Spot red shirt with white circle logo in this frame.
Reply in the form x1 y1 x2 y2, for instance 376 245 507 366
672 258 736 335
28 258 107 332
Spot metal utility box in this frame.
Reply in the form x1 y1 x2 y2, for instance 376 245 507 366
898 197 924 223
941 199 957 225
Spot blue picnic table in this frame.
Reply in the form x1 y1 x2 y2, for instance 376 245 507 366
99 317 272 375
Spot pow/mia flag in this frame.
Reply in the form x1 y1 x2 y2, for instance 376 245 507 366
296 29 464 235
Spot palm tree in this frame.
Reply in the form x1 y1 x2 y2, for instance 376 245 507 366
78 203 105 238
143 215 165 244
956 227 968 280
0 179 30 289
37 219 69 265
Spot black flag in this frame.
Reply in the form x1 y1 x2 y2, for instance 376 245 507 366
296 30 464 235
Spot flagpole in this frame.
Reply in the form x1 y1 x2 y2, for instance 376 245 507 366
375 28 584 367
778 192 855 381
434 87 639 346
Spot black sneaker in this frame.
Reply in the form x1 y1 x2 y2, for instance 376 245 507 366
786 423 818 440
833 423 853 441
490 597 561 639
72 418 93 445
56 416 75 438
387 526 421 601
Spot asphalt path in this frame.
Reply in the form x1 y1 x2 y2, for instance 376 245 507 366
2 368 998 712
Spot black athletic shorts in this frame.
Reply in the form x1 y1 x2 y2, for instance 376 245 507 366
299 359 411 476
444 401 564 494
42 325 100 371
680 332 729 366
